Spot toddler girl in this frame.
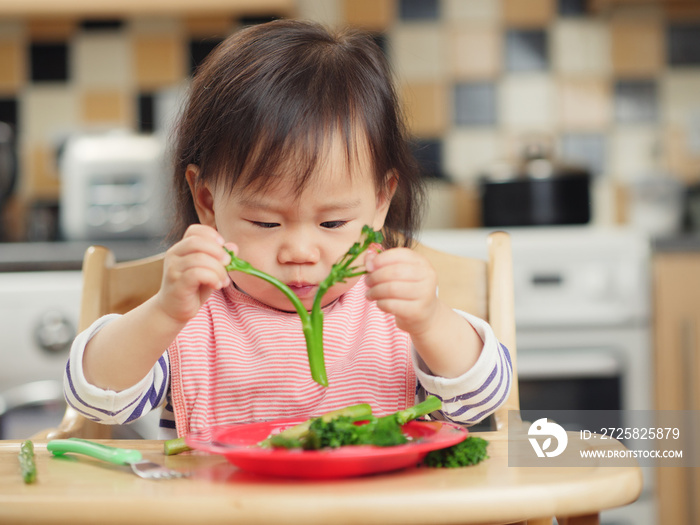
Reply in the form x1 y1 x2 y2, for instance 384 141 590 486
65 19 512 439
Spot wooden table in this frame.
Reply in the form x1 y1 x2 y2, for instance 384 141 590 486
0 431 642 525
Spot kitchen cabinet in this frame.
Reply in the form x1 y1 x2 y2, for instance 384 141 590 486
652 248 700 525
0 0 293 16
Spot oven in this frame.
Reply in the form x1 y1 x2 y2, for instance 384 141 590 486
0 241 165 440
0 271 82 439
418 226 655 525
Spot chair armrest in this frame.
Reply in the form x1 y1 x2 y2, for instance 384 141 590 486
31 406 87 440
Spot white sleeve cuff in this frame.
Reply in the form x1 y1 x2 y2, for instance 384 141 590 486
411 310 512 425
64 314 158 424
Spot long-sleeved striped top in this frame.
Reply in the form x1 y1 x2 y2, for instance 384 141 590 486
65 278 512 440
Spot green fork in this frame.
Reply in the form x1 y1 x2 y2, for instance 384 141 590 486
47 438 188 480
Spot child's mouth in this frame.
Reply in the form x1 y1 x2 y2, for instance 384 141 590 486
287 283 316 298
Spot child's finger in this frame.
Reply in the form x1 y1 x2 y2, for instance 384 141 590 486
183 223 223 243
373 297 423 320
163 253 225 291
364 249 377 272
366 264 423 290
366 247 407 265
180 251 230 280
189 266 229 291
173 229 230 265
222 242 239 264
366 279 424 302
366 250 427 282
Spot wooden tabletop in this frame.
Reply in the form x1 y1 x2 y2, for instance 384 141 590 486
0 431 642 525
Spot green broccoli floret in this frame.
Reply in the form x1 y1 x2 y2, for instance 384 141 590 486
361 416 409 447
422 436 489 468
262 403 372 449
302 413 409 449
302 416 369 449
267 396 442 450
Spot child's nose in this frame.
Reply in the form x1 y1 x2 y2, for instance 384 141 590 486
278 238 321 265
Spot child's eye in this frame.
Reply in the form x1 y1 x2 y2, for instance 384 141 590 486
320 220 348 229
251 221 280 229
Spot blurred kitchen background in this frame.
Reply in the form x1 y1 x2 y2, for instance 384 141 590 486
0 0 699 238
0 1 699 524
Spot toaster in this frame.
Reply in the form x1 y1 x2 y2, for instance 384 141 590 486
59 132 171 241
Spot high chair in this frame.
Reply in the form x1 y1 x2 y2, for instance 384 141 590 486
36 233 519 438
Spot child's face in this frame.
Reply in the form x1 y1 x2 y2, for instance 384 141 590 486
189 133 394 311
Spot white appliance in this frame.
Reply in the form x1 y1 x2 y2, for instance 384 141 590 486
0 270 160 439
59 132 170 241
0 271 81 438
418 226 655 525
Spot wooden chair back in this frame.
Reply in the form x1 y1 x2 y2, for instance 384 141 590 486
77 246 165 335
413 231 518 430
35 246 164 440
38 232 517 439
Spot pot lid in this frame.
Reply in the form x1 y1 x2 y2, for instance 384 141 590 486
481 138 589 182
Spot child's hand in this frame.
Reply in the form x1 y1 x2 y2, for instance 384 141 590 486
157 224 234 324
364 248 439 337
364 247 483 379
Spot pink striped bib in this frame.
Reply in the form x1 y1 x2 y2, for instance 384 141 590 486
169 277 414 439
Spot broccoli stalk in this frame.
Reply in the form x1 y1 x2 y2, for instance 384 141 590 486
163 437 191 456
394 395 442 425
261 402 373 449
19 440 37 484
225 225 383 387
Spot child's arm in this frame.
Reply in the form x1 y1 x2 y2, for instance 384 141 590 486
364 248 483 379
82 224 232 392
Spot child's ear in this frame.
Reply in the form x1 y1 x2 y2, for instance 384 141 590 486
185 164 217 227
373 171 398 230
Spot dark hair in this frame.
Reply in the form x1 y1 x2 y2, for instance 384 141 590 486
171 19 425 248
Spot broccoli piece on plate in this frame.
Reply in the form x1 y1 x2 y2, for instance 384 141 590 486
262 403 372 449
422 436 489 468
266 396 442 450
302 413 409 450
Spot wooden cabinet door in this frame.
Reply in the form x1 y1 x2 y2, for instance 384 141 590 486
653 253 700 525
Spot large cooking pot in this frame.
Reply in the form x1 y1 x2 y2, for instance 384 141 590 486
479 145 591 227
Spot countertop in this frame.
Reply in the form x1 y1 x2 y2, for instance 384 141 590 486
652 233 700 253
3 230 697 272
0 239 169 272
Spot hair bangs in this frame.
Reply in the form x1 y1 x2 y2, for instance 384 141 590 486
171 20 425 247
216 69 374 199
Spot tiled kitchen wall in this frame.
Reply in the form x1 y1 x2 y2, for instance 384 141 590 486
0 13 283 240
1 0 700 239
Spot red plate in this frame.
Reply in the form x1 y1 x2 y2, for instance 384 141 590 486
186 418 468 479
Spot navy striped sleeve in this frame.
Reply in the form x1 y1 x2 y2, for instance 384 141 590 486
412 311 513 426
63 314 170 426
